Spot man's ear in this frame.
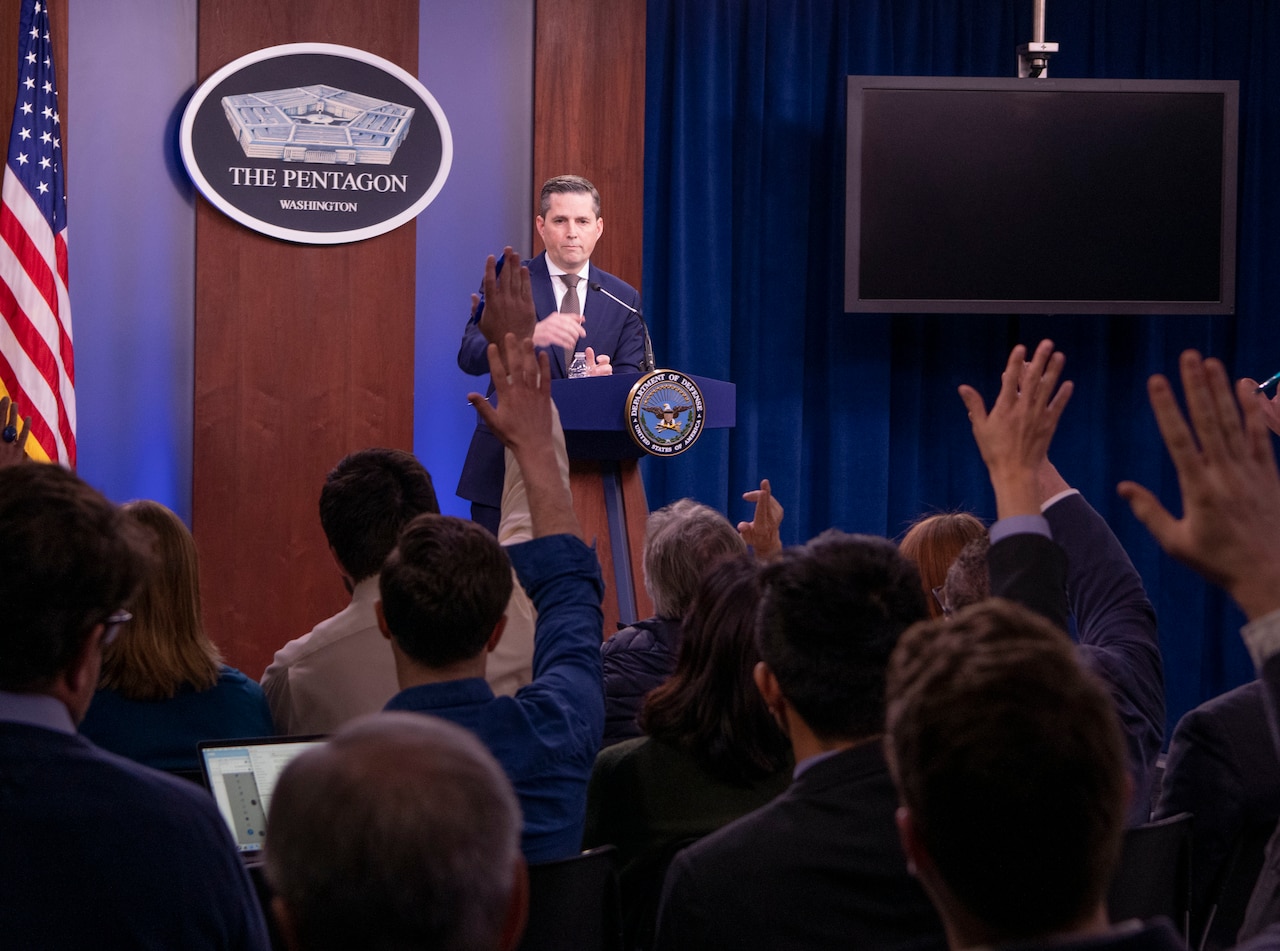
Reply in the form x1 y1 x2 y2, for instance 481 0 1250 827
895 805 926 878
753 661 789 734
498 857 530 951
753 661 782 708
375 601 391 641
485 615 509 654
63 626 104 700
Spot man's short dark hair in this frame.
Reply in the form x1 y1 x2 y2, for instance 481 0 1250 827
0 465 152 691
755 530 927 740
265 712 522 951
886 599 1128 941
379 514 514 668
319 448 439 582
539 174 601 217
642 499 746 619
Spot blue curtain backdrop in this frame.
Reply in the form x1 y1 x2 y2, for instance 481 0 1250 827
641 0 1280 736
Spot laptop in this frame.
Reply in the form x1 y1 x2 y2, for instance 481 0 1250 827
197 735 326 857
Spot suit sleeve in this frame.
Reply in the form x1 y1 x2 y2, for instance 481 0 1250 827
1156 701 1247 925
610 287 648 374
987 532 1070 631
458 303 492 376
1045 493 1164 825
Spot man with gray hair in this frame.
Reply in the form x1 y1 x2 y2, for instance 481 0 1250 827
264 712 526 951
600 482 782 747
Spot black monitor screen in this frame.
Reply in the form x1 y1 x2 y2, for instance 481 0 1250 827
845 76 1238 314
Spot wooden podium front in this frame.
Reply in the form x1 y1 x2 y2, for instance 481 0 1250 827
550 374 736 638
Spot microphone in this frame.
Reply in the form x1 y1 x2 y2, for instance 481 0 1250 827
588 281 656 373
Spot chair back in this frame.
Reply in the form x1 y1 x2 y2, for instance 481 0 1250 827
1107 811 1193 941
517 845 622 951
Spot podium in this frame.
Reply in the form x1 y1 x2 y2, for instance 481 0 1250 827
550 373 736 636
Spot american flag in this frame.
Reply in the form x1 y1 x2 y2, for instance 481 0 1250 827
0 0 72 465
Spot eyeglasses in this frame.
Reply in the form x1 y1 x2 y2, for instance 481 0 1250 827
931 585 952 618
102 610 133 647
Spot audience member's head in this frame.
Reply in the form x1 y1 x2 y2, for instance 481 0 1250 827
539 173 601 218
640 553 790 783
886 599 1128 947
265 712 526 951
755 530 927 742
0 465 150 716
898 512 987 620
379 514 514 669
938 534 991 617
642 499 747 619
97 500 222 701
319 448 439 584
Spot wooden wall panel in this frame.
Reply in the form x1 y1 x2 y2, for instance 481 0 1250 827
533 0 646 290
534 0 652 628
193 1 417 678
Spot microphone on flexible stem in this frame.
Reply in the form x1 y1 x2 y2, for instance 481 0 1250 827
588 281 656 372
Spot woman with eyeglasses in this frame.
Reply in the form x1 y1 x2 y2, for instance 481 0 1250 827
79 500 275 774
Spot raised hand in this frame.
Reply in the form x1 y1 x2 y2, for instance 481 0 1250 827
1119 351 1280 621
0 396 31 468
738 478 784 558
958 339 1073 517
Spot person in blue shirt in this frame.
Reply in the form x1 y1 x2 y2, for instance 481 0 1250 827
382 255 606 864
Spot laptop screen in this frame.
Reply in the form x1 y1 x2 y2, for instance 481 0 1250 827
198 735 326 854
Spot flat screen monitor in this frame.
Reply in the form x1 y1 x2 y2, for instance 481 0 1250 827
844 76 1239 314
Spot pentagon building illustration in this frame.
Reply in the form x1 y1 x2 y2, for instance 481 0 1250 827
222 85 415 165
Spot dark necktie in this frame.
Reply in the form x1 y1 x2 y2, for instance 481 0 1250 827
560 273 581 367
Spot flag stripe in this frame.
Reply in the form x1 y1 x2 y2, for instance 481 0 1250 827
0 256 71 457
0 336 59 459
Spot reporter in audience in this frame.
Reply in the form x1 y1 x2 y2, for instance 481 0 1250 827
653 531 945 951
0 464 268 948
585 553 791 947
886 599 1164 951
1117 351 1280 943
265 713 527 951
958 340 1164 826
602 499 746 747
898 511 987 619
80 499 274 772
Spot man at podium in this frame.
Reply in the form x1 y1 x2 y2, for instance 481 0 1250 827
457 174 648 533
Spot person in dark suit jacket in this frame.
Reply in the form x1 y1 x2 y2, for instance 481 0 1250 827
951 339 1164 828
1109 352 1280 948
653 531 946 951
886 598 1184 951
0 462 269 950
893 339 1184 951
1156 680 1280 948
457 175 647 533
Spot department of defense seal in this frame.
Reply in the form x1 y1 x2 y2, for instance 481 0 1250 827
627 371 705 456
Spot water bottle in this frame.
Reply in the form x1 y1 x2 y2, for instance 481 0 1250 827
568 351 589 379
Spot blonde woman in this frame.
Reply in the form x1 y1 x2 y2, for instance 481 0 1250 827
79 500 274 772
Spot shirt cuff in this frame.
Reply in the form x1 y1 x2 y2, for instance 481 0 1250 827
1041 487 1080 511
988 513 1051 545
1242 607 1280 671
